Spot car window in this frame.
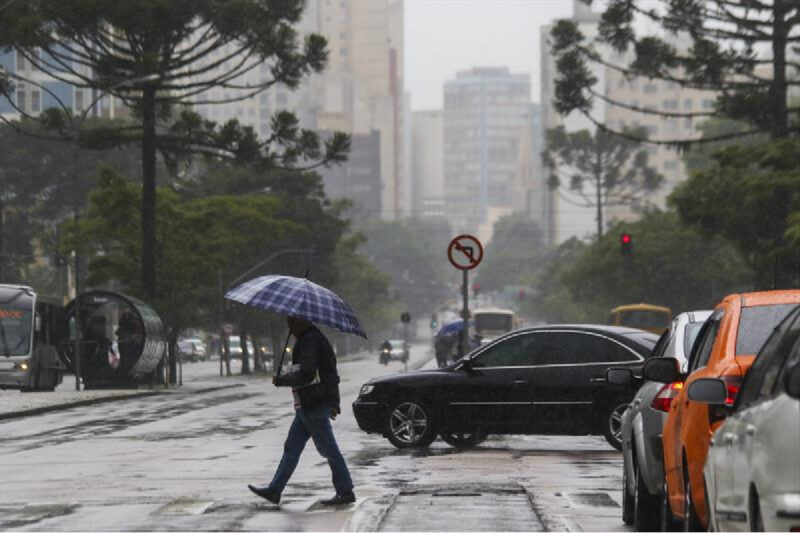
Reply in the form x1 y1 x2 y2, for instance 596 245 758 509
472 333 541 367
651 330 671 359
683 321 705 358
538 332 633 365
775 334 800 395
736 303 797 355
736 307 800 408
688 309 724 372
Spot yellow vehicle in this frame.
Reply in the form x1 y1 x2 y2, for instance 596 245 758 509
609 304 672 335
473 308 519 344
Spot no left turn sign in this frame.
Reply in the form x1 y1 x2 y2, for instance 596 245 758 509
447 234 483 271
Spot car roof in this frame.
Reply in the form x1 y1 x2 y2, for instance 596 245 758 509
719 290 800 308
513 324 659 347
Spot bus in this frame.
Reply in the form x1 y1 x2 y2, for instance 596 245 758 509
473 308 519 344
0 284 66 391
609 303 672 335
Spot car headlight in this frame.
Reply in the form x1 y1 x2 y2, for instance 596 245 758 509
359 384 375 396
15 360 30 371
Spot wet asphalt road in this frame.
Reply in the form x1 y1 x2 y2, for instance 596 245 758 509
0 344 633 532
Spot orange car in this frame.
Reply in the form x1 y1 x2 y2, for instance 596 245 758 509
642 290 800 530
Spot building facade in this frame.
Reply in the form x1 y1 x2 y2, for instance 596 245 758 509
443 67 531 241
411 110 445 219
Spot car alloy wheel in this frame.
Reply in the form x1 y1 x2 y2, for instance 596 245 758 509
633 460 660 531
603 402 627 450
386 400 436 449
439 431 486 448
683 467 703 532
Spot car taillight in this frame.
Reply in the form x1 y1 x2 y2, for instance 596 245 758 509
720 375 743 406
650 382 683 412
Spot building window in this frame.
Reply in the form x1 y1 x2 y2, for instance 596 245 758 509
685 117 693 129
16 89 26 111
644 83 658 93
663 99 678 110
683 99 693 110
16 50 27 71
340 47 347 56
31 89 40 112
702 99 715 109
75 89 85 111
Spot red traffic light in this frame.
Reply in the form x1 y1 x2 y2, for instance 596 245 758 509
620 232 633 256
621 233 632 244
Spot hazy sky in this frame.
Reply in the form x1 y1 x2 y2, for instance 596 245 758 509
405 0 574 111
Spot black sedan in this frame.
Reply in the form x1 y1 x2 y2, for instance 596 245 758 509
353 325 658 450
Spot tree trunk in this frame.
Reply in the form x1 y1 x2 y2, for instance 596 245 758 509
167 328 179 385
240 323 251 374
222 334 232 376
141 84 157 298
770 0 789 139
253 339 265 372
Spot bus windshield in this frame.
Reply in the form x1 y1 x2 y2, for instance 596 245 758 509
474 313 514 333
618 310 670 329
0 303 34 357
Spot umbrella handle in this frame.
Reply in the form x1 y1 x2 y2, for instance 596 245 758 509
275 329 292 378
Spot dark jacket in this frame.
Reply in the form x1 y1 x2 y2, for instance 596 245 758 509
274 326 341 410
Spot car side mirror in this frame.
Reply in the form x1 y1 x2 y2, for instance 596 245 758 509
784 363 800 400
606 367 634 386
459 358 476 374
642 357 682 383
688 378 728 404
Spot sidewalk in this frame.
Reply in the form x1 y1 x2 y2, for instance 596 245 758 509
0 348 374 421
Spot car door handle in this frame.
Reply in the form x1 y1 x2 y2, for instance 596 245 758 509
511 379 528 386
590 376 605 383
745 425 757 437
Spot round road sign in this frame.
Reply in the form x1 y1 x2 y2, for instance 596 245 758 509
447 234 484 271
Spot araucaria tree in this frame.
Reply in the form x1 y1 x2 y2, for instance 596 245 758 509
551 0 800 142
543 126 663 238
0 1 350 298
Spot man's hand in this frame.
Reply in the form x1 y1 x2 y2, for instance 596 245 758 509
330 406 341 420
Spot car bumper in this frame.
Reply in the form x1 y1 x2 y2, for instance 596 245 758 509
763 492 800 532
352 398 384 433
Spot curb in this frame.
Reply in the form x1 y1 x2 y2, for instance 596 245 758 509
0 383 245 422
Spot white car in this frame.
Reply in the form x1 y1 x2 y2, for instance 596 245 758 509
180 337 207 361
228 335 253 356
691 304 800 532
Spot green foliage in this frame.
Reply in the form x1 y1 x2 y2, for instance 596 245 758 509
360 220 451 320
682 118 767 175
543 126 663 237
476 213 544 293
552 1 800 141
560 212 753 319
670 139 800 288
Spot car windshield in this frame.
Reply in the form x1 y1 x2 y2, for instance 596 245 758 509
619 310 670 329
389 341 404 349
736 304 798 355
475 314 513 332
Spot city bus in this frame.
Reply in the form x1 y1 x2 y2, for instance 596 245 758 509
0 284 66 390
608 303 672 335
473 308 519 344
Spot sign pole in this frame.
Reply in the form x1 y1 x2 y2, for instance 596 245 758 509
462 269 469 357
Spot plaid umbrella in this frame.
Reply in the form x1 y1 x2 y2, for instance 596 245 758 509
224 275 367 339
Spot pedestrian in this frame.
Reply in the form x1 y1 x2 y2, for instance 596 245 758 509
248 316 355 506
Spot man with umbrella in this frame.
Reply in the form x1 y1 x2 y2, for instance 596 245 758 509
226 275 364 507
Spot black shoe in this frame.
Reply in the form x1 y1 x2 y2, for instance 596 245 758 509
248 484 280 504
320 491 356 506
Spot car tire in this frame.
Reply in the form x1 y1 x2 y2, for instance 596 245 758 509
385 398 437 449
603 401 627 451
683 465 703 532
661 479 682 532
750 490 764 532
622 459 635 525
633 460 659 531
439 431 486 449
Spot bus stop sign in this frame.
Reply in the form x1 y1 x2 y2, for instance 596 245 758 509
447 234 483 271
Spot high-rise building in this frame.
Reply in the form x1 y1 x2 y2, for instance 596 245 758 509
316 130 382 219
192 0 405 221
443 67 531 241
411 110 445 219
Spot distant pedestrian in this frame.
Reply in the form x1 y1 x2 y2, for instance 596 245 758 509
248 316 355 506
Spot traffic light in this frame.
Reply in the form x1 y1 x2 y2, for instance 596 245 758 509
472 282 480 296
620 233 633 256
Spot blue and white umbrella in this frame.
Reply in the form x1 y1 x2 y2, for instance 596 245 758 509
225 275 367 339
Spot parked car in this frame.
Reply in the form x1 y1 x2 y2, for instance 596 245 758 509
691 304 800 532
177 340 202 362
608 310 712 531
644 290 800 531
228 335 253 357
353 325 659 450
179 337 207 361
379 339 409 365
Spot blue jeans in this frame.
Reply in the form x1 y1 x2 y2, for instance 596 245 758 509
268 406 353 495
